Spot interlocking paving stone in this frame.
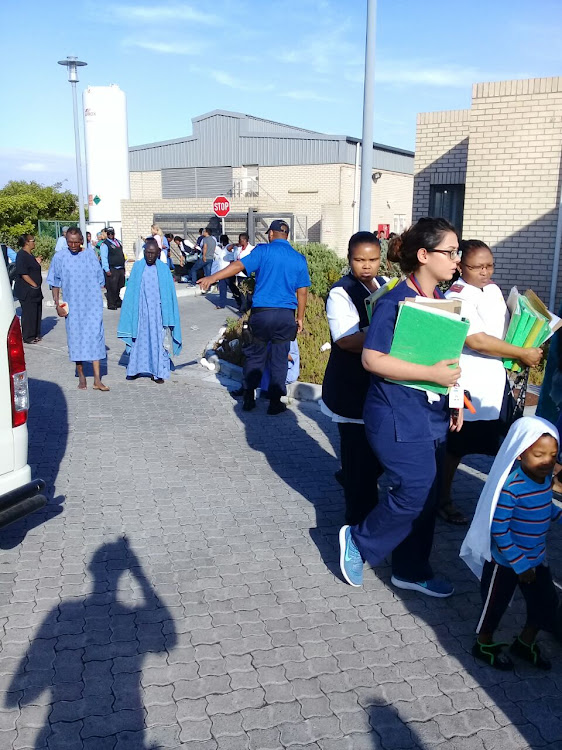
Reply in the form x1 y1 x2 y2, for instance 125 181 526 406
1 294 561 748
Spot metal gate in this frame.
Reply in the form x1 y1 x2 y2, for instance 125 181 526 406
153 210 307 247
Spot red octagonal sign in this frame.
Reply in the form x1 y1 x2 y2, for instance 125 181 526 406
213 196 230 218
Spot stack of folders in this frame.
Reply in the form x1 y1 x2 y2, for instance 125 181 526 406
365 277 400 322
503 288 562 372
387 298 470 395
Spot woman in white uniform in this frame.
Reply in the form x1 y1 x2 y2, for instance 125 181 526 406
321 232 388 525
440 239 543 524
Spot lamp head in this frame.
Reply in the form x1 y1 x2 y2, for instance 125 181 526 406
58 56 87 83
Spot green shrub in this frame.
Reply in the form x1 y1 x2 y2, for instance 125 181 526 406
293 242 346 299
35 235 56 264
299 293 331 384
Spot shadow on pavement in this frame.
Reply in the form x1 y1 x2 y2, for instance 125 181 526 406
233 400 344 574
40 315 59 338
4 536 178 749
0 377 68 549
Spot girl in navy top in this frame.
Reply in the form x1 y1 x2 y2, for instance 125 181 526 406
339 217 463 597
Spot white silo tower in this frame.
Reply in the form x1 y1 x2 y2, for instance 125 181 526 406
83 84 130 240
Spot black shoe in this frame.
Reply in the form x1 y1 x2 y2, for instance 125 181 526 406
107 306 117 310
267 401 287 415
242 391 256 411
471 640 513 670
510 637 551 670
231 387 244 398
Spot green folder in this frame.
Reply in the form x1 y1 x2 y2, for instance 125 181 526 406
387 302 470 395
503 296 541 371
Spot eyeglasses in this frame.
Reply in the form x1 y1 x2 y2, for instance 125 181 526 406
463 263 495 272
426 248 462 261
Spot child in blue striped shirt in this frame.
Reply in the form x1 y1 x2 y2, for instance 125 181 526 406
474 432 562 670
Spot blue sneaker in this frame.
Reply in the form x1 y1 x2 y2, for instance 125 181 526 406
339 526 363 587
391 575 454 598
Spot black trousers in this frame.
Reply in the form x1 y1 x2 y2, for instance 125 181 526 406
106 267 125 309
20 298 42 342
477 560 560 635
227 277 242 307
338 422 381 525
243 308 297 402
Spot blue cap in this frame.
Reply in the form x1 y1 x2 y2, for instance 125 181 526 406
266 219 290 233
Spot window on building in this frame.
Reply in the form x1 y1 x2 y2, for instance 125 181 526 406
429 185 465 233
393 215 407 234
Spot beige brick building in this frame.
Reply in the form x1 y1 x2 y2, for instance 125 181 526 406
414 76 562 306
122 110 414 258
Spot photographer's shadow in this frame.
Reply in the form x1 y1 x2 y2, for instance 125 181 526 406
5 537 177 749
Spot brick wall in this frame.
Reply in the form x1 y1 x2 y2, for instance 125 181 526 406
129 171 162 199
462 77 562 303
413 109 470 219
122 163 413 258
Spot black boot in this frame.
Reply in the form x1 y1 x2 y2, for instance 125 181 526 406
267 400 287 415
242 389 256 411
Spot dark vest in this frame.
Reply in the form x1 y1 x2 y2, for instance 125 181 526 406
104 238 125 268
322 273 386 420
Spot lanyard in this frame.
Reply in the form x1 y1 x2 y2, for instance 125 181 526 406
409 274 440 299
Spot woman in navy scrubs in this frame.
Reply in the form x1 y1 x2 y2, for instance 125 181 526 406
339 217 463 597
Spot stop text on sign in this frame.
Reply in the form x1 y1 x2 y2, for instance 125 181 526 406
213 196 230 218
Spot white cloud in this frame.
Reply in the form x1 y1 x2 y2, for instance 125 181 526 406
122 38 196 54
281 90 336 103
208 71 274 93
20 162 48 172
110 3 219 24
346 63 530 89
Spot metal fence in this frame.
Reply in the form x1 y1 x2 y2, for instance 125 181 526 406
37 220 77 239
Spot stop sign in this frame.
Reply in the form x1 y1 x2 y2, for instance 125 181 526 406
213 196 230 218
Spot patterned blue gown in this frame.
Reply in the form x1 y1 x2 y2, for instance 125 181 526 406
126 264 170 380
46 248 106 362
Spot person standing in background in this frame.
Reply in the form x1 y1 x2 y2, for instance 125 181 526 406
190 228 216 285
54 226 69 253
100 227 126 310
15 234 43 344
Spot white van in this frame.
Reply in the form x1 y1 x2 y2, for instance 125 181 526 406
0 255 46 527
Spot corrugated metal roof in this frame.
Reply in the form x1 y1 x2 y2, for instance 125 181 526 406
129 110 414 174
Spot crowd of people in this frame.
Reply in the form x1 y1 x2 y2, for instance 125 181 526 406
6 214 562 672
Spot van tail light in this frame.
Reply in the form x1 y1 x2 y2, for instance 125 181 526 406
8 316 28 427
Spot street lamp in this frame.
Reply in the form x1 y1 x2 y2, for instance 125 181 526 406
359 0 377 231
58 56 87 241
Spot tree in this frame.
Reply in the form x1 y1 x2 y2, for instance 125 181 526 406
0 181 78 240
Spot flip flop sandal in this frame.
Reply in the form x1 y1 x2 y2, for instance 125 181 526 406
472 640 513 670
438 503 468 526
93 384 110 391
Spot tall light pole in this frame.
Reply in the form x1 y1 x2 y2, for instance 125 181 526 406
58 56 87 240
358 0 377 231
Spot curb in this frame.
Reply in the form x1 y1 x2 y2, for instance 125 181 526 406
200 326 322 403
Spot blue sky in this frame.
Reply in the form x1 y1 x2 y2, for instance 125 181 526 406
1 0 561 193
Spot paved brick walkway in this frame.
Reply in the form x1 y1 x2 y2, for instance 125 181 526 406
0 288 561 749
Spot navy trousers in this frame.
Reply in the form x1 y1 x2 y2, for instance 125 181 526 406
244 308 297 402
351 411 445 582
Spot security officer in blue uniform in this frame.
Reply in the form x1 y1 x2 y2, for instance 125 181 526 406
198 220 311 415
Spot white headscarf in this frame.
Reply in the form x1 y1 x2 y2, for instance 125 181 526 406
460 416 559 579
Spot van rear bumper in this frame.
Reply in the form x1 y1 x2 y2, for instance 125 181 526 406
0 478 47 529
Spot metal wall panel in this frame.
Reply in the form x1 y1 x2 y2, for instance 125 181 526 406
161 167 233 197
162 168 196 198
195 166 233 196
129 112 414 174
